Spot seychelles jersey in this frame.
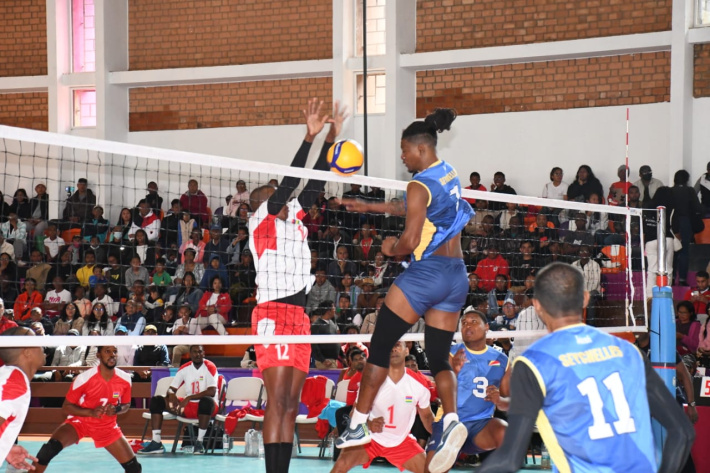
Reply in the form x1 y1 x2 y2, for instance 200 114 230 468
65 367 132 426
250 199 313 303
407 160 474 261
450 344 508 422
172 360 219 403
0 366 31 463
517 324 656 473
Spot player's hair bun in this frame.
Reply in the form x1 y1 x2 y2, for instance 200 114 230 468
423 108 457 134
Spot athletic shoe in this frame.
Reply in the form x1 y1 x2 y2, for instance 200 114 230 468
335 422 371 449
137 440 165 455
194 440 205 455
428 420 468 473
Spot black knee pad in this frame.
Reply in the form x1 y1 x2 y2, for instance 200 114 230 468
197 397 215 416
36 438 63 466
121 457 142 473
149 395 166 414
368 303 414 368
424 325 454 377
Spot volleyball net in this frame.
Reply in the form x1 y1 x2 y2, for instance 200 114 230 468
0 124 647 353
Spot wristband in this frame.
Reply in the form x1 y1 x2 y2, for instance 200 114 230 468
690 401 696 407
114 404 125 414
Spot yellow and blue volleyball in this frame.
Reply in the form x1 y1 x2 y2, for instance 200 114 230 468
327 139 364 175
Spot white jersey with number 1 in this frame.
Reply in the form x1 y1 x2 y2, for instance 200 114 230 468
363 368 431 448
0 366 31 463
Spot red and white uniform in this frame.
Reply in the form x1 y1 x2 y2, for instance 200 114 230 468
44 289 72 318
0 366 31 462
358 368 431 471
171 360 219 418
129 210 161 241
250 199 312 372
64 367 132 448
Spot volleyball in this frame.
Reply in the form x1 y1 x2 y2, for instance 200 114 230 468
327 139 364 175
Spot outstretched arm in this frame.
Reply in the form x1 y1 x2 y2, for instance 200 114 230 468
340 198 406 216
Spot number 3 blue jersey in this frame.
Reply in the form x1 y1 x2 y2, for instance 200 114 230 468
451 343 508 422
517 324 656 473
406 160 474 261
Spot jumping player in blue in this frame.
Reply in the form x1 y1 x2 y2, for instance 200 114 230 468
426 309 509 471
478 262 695 473
337 108 474 473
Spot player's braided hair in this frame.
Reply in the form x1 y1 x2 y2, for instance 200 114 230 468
401 108 457 147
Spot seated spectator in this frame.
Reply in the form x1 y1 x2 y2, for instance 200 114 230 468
88 265 108 290
49 330 87 381
381 254 408 289
355 277 379 315
53 302 84 335
311 300 341 369
584 193 609 238
0 236 15 263
302 203 323 241
179 179 209 227
352 223 380 269
91 282 116 318
144 285 165 323
360 294 385 335
486 274 514 317
240 345 258 369
47 250 75 287
317 218 349 263
83 329 104 367
128 279 148 311
226 226 249 267
13 278 43 322
335 294 358 331
171 304 201 341
489 171 517 211
82 302 114 336
0 298 17 333
28 307 54 335
160 199 182 249
370 252 388 289
130 199 161 242
180 229 206 263
152 258 172 288
75 250 96 289
43 224 65 264
114 325 137 366
177 211 197 249
133 324 170 382
499 215 529 257
337 346 366 383
492 298 518 330
571 246 601 324
113 207 134 243
0 213 27 261
228 248 256 304
131 229 158 269
104 254 127 302
200 254 228 291
62 178 96 228
72 284 92 318
463 239 483 273
203 225 230 266
87 235 107 264
195 276 230 334
463 171 487 205
404 354 419 372
474 244 510 292
509 241 539 290
25 249 51 292
465 273 487 310
43 276 72 319
626 185 642 209
116 300 146 336
28 183 50 246
0 274 18 309
563 213 595 257
227 180 250 211
637 164 664 207
677 301 701 356
172 272 203 314
226 203 250 235
139 345 219 454
496 202 524 232
214 195 230 219
173 247 204 286
608 164 631 206
328 245 358 289
685 271 710 316
337 272 361 312
82 205 110 243
165 246 179 276
380 197 406 238
464 200 497 238
541 167 569 201
306 269 337 315
125 255 150 290
405 341 429 371
145 181 163 215
474 215 499 254
567 165 604 202
155 305 176 335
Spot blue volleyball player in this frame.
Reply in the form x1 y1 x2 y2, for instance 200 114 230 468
478 262 695 473
337 108 474 473
425 309 510 471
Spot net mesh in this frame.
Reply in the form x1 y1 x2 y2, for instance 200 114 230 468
0 125 646 356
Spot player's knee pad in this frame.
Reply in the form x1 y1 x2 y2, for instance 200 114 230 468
425 325 454 377
368 303 415 368
121 457 142 473
36 438 63 466
197 397 215 416
149 395 166 414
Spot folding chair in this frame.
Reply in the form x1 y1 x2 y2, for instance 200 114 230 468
209 377 265 453
172 375 226 454
140 376 177 442
294 377 335 458
333 379 350 403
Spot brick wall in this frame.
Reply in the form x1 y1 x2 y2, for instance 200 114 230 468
0 0 47 77
129 77 333 131
695 43 710 98
128 0 332 71
0 93 49 131
416 0 672 52
416 52 670 116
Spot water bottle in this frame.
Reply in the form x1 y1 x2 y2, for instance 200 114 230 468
244 429 254 456
222 433 230 454
257 430 264 459
540 444 551 469
292 437 298 458
327 436 334 459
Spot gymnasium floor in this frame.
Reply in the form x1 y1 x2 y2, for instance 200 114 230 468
5 438 543 472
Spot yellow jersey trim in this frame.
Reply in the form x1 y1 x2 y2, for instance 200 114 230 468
553 322 586 333
413 217 436 261
464 346 488 355
409 180 432 207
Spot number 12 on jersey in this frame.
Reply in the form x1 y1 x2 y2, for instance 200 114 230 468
577 372 636 440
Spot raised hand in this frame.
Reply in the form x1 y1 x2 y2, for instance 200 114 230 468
326 101 349 141
303 98 330 140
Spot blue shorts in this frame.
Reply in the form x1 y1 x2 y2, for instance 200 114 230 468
426 418 492 455
394 256 468 316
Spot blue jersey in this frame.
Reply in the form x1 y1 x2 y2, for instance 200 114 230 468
407 160 473 261
451 344 508 422
517 324 656 473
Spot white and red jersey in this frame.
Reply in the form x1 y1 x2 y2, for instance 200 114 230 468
364 368 431 448
44 289 72 318
249 199 313 304
65 366 132 426
171 360 219 403
0 366 31 462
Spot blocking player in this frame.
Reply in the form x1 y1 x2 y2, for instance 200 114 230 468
338 109 473 473
139 345 219 455
477 263 695 473
331 341 434 473
33 346 141 473
426 309 509 471
248 98 347 473
0 327 45 471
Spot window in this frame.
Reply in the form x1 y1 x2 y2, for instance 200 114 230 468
73 89 97 128
698 0 710 26
355 0 386 57
72 0 96 72
356 73 386 114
